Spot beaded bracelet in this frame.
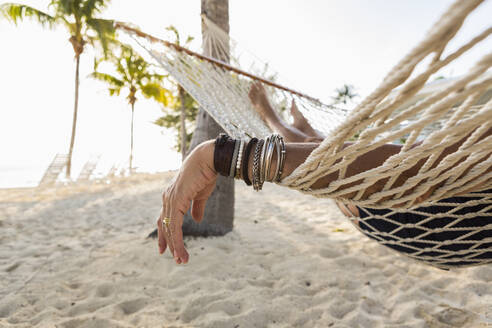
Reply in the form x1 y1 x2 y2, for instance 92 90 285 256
235 140 245 179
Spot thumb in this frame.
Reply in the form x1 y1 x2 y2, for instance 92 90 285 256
191 199 207 223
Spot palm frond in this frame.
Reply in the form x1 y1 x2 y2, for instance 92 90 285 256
0 3 57 28
141 83 174 106
150 72 167 81
90 71 124 89
166 25 180 45
108 87 120 96
86 17 115 54
81 0 110 18
185 35 194 45
51 0 82 17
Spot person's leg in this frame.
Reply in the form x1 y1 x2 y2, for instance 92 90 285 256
249 82 359 217
289 100 325 141
249 82 313 143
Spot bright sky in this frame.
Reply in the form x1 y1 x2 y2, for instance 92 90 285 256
0 0 490 187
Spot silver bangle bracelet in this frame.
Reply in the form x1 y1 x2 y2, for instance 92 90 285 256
263 136 276 182
275 135 286 182
229 139 240 178
271 134 282 181
259 135 270 185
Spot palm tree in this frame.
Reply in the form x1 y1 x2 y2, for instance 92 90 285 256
1 0 115 178
182 0 234 237
166 26 194 160
152 26 197 160
153 85 199 159
90 44 168 173
332 84 359 105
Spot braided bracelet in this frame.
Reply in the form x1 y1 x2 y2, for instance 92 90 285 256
242 138 258 186
252 139 265 191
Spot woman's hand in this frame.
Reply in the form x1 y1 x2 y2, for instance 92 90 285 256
156 140 217 264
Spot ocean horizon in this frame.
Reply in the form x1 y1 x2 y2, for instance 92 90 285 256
0 151 181 189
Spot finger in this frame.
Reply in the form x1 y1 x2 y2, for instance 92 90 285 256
156 215 167 254
191 199 207 223
164 206 175 258
171 211 189 264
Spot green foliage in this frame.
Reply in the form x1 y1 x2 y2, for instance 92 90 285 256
91 44 168 105
332 84 359 105
91 43 171 171
332 84 360 140
1 0 115 55
165 25 194 46
1 0 116 177
153 26 198 154
154 87 199 153
0 3 56 27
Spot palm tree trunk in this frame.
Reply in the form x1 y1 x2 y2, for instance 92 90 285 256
66 53 81 178
179 86 187 160
181 0 234 237
130 102 135 174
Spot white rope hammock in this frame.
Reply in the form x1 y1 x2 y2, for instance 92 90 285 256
115 0 491 269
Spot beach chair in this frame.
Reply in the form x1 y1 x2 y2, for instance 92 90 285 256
76 155 101 182
38 153 68 186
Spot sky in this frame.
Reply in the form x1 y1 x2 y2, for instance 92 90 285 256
0 0 491 187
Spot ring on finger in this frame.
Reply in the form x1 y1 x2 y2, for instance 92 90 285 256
162 217 173 235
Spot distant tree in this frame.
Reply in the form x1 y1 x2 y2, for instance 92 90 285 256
153 86 199 159
90 44 168 173
153 26 198 160
1 0 115 178
332 84 359 105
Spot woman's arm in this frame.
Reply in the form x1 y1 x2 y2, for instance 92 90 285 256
158 128 491 264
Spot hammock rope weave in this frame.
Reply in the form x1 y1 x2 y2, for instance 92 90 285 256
116 0 491 269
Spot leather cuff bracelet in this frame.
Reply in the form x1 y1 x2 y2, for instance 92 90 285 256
214 133 236 177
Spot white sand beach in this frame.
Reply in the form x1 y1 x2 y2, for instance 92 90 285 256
0 172 491 327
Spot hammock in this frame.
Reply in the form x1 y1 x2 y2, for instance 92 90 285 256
115 0 491 269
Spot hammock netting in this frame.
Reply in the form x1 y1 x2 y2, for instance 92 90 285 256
116 0 492 269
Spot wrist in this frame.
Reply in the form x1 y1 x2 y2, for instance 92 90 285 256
196 139 217 174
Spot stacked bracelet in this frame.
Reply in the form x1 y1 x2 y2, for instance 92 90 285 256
274 134 285 182
214 134 236 177
252 139 265 191
242 138 258 186
213 133 286 191
229 139 240 178
235 140 245 179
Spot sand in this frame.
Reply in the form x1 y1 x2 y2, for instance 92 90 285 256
0 172 491 327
